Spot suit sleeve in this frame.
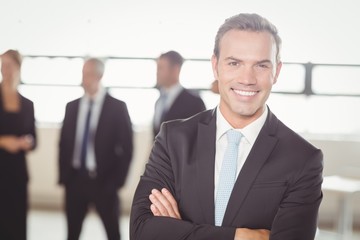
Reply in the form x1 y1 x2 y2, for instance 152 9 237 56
114 101 133 188
27 100 37 150
130 123 236 240
58 103 71 185
270 149 323 240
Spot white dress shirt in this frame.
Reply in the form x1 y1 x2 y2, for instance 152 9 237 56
214 106 268 199
72 87 106 172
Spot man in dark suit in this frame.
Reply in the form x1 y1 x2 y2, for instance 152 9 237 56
130 13 323 240
153 50 206 138
59 58 133 240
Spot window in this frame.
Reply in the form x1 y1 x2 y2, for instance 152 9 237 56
312 65 360 95
14 56 360 136
102 59 156 88
272 63 305 93
22 57 83 85
180 60 214 89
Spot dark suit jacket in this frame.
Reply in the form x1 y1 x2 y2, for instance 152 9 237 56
58 93 133 189
130 107 323 240
152 88 206 138
0 92 37 184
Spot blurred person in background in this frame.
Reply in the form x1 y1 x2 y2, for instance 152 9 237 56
0 49 37 240
153 50 206 138
58 58 133 240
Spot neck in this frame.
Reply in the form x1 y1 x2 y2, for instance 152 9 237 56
86 86 101 99
1 79 18 92
219 104 266 129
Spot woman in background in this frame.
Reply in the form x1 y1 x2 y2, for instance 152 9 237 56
0 49 36 240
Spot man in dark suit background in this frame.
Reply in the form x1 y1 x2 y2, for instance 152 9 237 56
59 58 133 240
130 13 323 240
153 50 206 138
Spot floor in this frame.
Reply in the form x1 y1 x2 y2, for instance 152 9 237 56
28 210 130 240
28 210 360 240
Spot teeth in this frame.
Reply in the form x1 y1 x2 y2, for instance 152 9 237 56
233 89 257 96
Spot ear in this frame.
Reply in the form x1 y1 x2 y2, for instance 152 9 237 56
211 54 219 80
273 61 282 84
173 64 181 76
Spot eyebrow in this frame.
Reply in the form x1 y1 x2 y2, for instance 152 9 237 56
224 56 273 65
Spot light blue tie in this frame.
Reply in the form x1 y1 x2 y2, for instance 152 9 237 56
215 129 242 226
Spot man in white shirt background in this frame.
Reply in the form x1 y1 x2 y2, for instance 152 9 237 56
59 58 133 240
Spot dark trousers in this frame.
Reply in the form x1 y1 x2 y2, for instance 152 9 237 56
65 171 121 240
0 182 27 240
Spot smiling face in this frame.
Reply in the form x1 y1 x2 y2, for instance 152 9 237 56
212 29 282 128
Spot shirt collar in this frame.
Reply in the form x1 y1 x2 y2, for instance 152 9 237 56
216 106 268 145
161 83 182 96
160 83 183 105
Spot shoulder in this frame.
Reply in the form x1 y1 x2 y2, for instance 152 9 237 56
163 108 214 132
268 110 321 154
177 88 206 110
66 98 80 107
19 94 34 106
263 110 323 180
104 93 127 107
63 98 81 113
180 88 202 99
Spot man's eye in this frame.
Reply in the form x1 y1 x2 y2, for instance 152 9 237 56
257 63 271 69
228 62 238 66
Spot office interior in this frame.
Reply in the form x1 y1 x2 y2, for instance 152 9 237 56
1 0 360 239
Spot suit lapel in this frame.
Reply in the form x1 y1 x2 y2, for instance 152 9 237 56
222 110 279 226
196 109 217 224
96 94 108 130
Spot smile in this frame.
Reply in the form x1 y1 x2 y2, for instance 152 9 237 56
232 89 258 96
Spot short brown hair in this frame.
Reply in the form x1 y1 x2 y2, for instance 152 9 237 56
213 13 282 63
159 50 184 68
84 57 105 77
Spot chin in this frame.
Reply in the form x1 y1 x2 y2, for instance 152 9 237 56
234 106 261 118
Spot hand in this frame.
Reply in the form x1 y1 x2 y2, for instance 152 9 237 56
19 134 34 151
235 228 270 240
149 188 182 219
0 135 33 153
0 135 21 153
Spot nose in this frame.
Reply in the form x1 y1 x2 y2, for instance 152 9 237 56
236 66 257 85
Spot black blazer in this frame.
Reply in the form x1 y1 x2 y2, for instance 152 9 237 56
58 93 133 189
130 107 323 240
0 92 36 183
153 88 206 138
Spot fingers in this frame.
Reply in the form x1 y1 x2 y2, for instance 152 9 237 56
149 188 181 219
150 204 161 216
161 188 181 219
18 135 34 151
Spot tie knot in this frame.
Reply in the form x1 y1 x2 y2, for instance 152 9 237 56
227 129 242 145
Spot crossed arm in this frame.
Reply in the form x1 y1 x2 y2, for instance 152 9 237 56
149 188 270 240
0 134 34 153
130 122 323 240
